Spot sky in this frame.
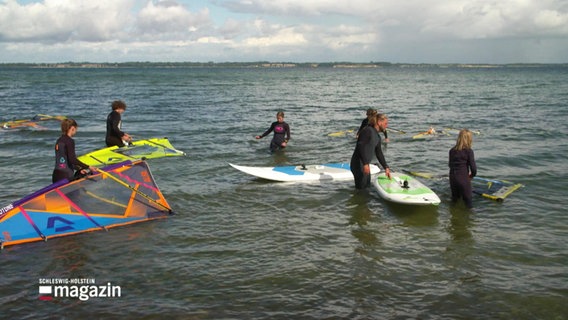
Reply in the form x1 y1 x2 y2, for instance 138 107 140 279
0 0 567 64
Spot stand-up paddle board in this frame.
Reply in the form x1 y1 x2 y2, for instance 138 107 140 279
230 163 380 182
372 172 441 205
327 129 354 137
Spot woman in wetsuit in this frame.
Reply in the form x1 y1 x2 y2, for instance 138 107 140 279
255 111 291 153
351 113 392 189
449 129 477 208
52 119 97 183
105 100 131 147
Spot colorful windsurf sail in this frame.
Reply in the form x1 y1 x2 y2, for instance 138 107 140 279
1 114 67 130
472 177 524 202
0 160 173 248
78 137 186 167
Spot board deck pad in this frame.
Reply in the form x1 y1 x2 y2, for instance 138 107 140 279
373 172 441 205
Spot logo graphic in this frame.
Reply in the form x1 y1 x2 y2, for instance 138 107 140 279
46 216 75 233
38 278 121 301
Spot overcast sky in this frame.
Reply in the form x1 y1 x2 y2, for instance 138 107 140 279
1 0 567 64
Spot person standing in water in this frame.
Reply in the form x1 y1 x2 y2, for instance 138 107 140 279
256 111 291 153
105 100 132 147
449 129 477 208
351 113 392 189
52 119 97 183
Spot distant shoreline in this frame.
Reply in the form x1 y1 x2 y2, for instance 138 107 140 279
1 62 566 69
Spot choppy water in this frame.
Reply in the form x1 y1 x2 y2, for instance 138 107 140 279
1 65 567 319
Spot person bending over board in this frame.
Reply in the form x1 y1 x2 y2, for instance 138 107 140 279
356 108 389 142
105 100 132 147
351 113 391 189
449 129 477 208
255 111 291 153
52 119 97 183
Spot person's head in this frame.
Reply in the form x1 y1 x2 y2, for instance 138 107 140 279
455 129 473 150
111 100 127 113
366 108 377 119
276 111 285 122
371 113 388 131
61 118 78 136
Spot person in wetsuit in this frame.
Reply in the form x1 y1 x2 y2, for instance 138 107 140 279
356 108 389 142
449 129 477 208
255 111 291 153
52 119 97 183
105 100 131 147
351 113 392 189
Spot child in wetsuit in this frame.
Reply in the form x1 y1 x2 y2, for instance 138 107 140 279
52 119 96 183
449 129 477 208
256 111 291 153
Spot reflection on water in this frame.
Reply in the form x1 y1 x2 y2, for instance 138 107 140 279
347 190 380 252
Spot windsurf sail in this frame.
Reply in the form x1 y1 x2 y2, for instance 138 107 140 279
0 160 173 248
472 177 524 202
78 137 186 167
1 114 67 130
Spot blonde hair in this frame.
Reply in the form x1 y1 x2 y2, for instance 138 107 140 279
276 111 285 118
369 113 387 127
454 129 473 150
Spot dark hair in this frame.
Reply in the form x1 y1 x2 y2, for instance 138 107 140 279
111 100 127 111
61 118 78 134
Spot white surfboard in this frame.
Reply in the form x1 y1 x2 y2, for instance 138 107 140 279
372 171 440 205
230 163 380 182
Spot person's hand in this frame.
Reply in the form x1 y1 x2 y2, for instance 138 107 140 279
363 164 370 175
281 141 287 148
255 135 261 139
384 138 390 143
385 167 392 179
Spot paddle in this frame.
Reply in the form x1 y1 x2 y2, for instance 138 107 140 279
387 127 406 134
95 167 173 213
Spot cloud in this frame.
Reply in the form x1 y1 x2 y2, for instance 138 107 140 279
135 1 212 39
0 0 567 63
0 0 133 43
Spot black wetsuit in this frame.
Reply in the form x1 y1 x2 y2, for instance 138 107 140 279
350 125 389 189
357 118 388 140
52 135 90 183
106 110 126 147
260 121 290 152
449 147 477 208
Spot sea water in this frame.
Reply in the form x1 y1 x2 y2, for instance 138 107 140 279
0 65 567 319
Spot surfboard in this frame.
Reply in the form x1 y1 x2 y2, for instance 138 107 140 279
372 171 441 205
230 162 380 182
327 129 354 137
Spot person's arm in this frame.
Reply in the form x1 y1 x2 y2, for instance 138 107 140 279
356 119 367 136
67 139 89 171
374 142 389 171
468 149 477 178
374 137 392 178
285 123 290 142
256 122 275 139
109 112 125 138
